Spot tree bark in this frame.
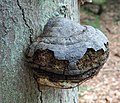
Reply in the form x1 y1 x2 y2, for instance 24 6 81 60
1 0 80 103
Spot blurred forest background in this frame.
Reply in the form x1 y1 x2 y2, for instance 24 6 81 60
79 0 120 103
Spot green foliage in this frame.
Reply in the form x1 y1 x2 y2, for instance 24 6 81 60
81 4 101 28
88 16 100 28
114 11 120 22
92 0 106 5
84 15 100 28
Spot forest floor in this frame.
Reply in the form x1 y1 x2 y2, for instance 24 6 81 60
79 0 120 103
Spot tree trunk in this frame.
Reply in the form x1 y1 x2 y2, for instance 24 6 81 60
1 0 80 103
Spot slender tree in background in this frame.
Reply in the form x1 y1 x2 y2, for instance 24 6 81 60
1 0 81 103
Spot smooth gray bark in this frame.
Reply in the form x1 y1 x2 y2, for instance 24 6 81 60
0 0 80 103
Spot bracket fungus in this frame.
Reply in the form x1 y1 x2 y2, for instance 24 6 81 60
26 17 109 89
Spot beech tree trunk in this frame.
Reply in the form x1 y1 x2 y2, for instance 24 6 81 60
1 0 80 103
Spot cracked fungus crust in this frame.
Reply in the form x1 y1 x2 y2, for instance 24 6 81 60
26 17 109 88
31 47 109 88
